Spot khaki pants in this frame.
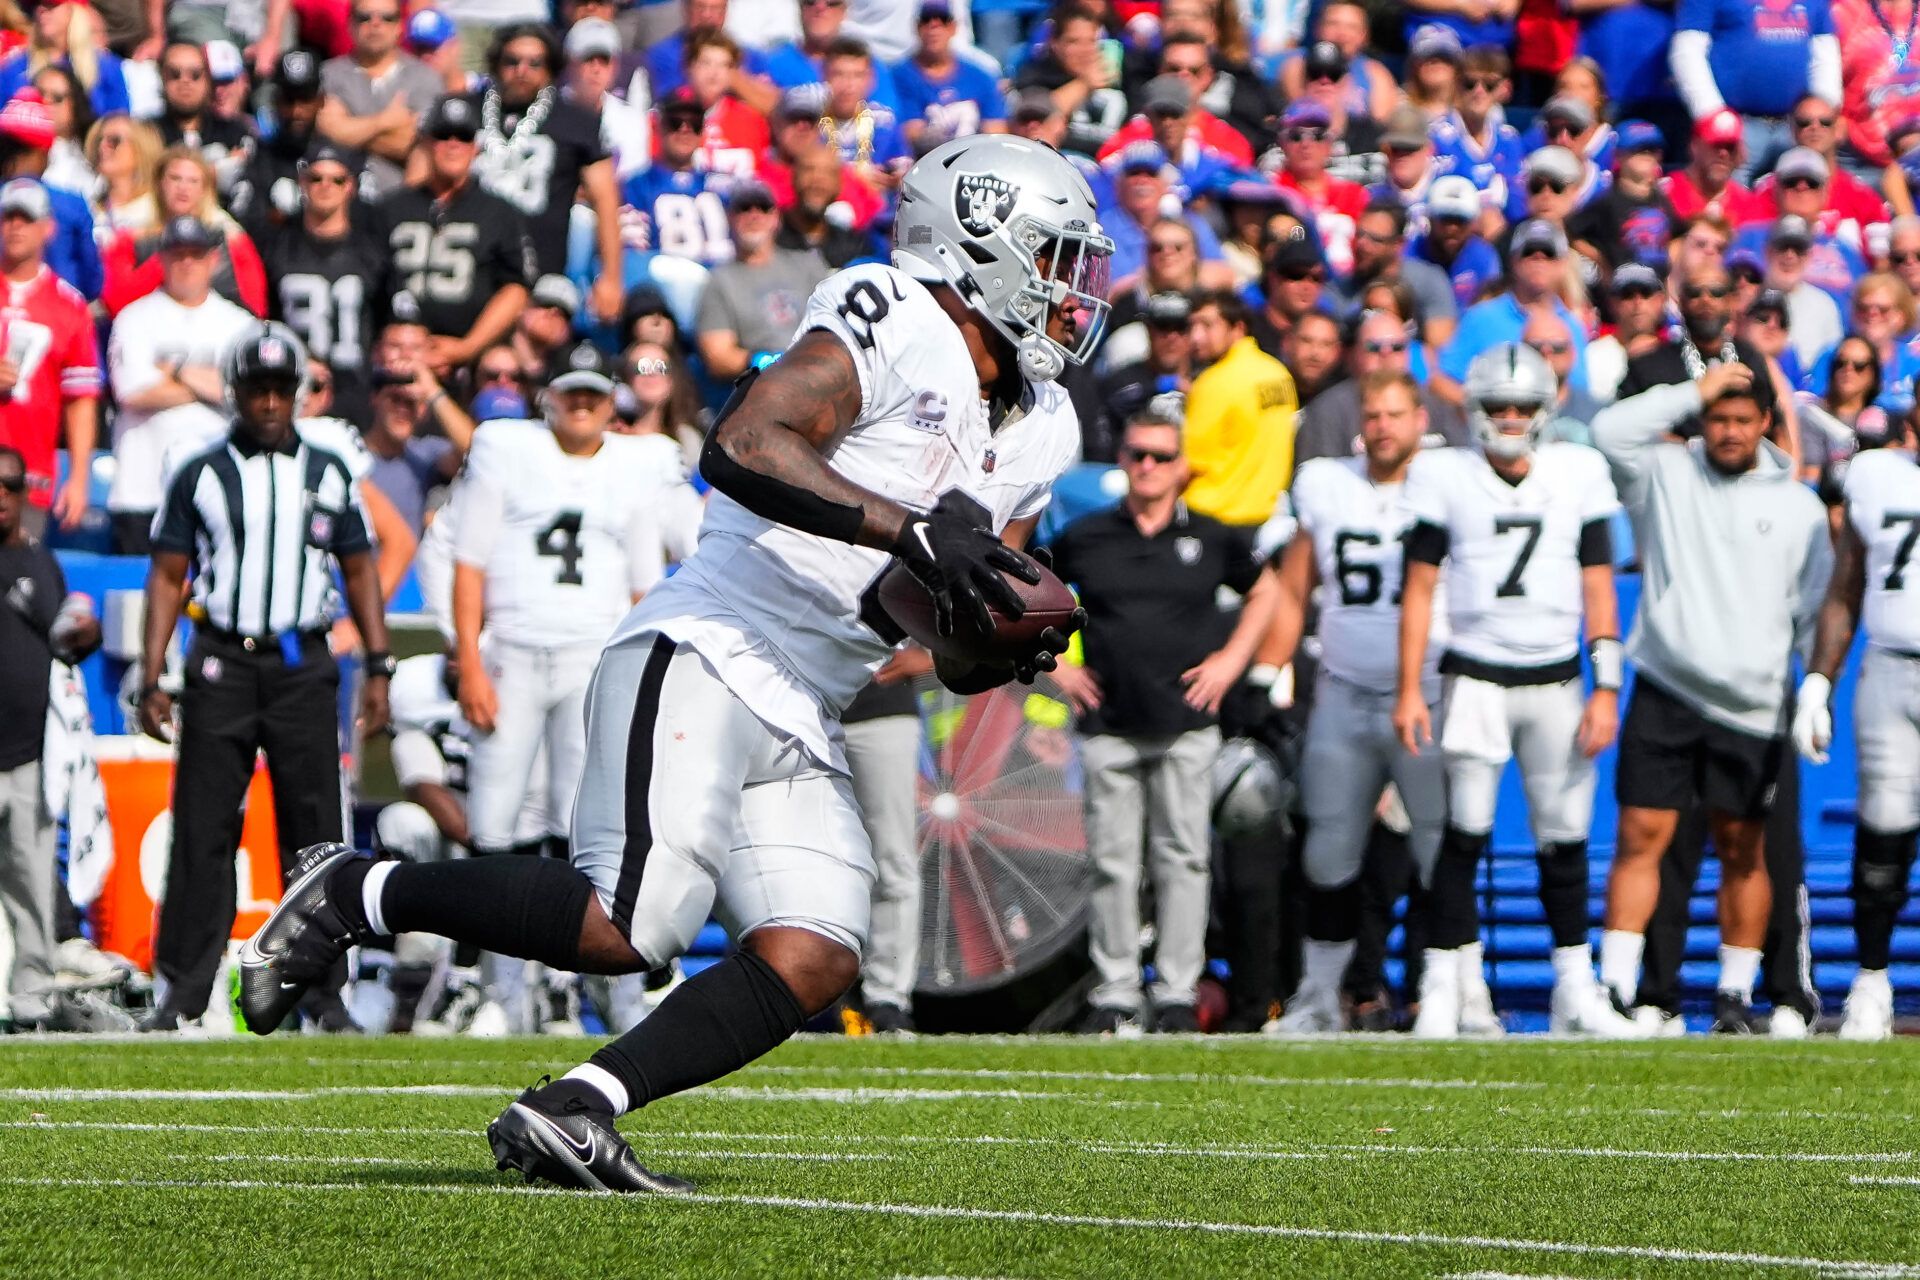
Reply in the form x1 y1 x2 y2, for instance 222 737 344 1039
0 759 57 1024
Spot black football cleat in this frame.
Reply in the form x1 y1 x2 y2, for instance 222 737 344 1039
1710 990 1757 1035
237 843 371 1036
487 1079 694 1195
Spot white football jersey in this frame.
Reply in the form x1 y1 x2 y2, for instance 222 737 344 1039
1292 455 1446 694
1845 447 1920 655
608 262 1080 771
453 421 677 647
1405 443 1619 668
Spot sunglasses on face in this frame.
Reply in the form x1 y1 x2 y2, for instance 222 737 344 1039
1893 250 1920 266
1284 127 1328 143
1836 357 1876 372
163 65 207 81
351 8 400 22
665 116 701 133
303 171 351 187
1363 338 1408 354
1518 247 1559 261
500 56 548 70
1465 76 1503 92
1780 175 1822 191
1528 177 1569 195
733 201 775 215
1685 283 1731 300
1794 114 1836 129
479 366 520 383
0 474 25 493
1748 310 1785 327
1278 267 1326 282
1731 265 1763 284
1545 122 1580 139
1355 228 1398 245
803 0 846 7
1616 285 1662 300
1123 446 1179 465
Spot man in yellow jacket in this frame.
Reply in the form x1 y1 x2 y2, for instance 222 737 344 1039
1182 287 1300 525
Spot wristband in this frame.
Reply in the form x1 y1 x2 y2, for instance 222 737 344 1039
1245 663 1281 689
365 652 398 679
1589 637 1625 692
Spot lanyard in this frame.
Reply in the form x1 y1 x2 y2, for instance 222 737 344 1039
1873 0 1919 69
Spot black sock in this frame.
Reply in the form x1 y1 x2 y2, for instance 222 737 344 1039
1302 879 1360 942
587 950 805 1111
364 857 593 972
1428 826 1487 951
1853 826 1918 971
1536 840 1591 950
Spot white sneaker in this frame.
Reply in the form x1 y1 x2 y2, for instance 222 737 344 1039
465 999 512 1038
54 938 132 989
1456 949 1505 1038
1267 981 1344 1035
1632 1004 1686 1037
1410 950 1461 1039
1768 1005 1811 1039
1840 970 1894 1041
1552 980 1648 1038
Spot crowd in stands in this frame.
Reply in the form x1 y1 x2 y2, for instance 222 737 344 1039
2 0 1911 1036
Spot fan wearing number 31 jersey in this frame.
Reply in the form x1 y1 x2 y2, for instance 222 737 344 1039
1797 433 1920 1039
450 345 676 860
238 134 1108 1197
1395 343 1639 1040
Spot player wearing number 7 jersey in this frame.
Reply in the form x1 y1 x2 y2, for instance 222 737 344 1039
1266 370 1450 1036
239 134 1106 1194
1394 345 1640 1040
450 341 676 862
1795 418 1920 1039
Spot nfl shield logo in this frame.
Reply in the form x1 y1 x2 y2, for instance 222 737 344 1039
309 509 334 545
956 174 1017 237
202 656 222 682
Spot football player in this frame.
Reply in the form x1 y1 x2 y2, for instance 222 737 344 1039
240 135 1100 1191
1794 410 1920 1039
1394 344 1640 1038
1266 369 1450 1035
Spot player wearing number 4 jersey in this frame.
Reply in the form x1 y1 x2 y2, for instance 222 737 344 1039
1796 423 1920 1039
240 135 1107 1193
1267 369 1450 1036
1395 344 1641 1040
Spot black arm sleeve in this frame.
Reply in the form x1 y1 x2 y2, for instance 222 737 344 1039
1577 516 1614 568
698 368 868 546
1222 526 1264 594
1404 519 1450 566
151 458 204 555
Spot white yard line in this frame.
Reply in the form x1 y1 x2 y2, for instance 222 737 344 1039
168 1150 891 1165
1850 1176 1920 1187
3 1176 1916 1276
0 1085 1158 1109
743 1064 1544 1091
6 1118 1904 1168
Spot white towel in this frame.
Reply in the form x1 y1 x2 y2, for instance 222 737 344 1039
41 664 115 908
1440 675 1513 764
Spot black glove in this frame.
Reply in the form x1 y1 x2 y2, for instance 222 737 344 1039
1011 618 1084 684
891 491 1041 637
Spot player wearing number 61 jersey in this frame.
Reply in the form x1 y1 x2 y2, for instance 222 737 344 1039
1395 344 1640 1040
1796 426 1920 1039
238 134 1107 1194
450 343 676 859
1266 369 1451 1035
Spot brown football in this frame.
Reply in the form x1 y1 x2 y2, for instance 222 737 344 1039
877 559 1082 666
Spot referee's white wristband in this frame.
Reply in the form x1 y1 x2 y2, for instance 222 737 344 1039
1589 637 1625 691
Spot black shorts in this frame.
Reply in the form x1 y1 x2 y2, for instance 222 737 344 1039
1614 677 1784 820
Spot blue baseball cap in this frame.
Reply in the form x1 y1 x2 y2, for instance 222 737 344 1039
1282 99 1333 132
1617 120 1663 158
1116 141 1170 175
470 386 528 421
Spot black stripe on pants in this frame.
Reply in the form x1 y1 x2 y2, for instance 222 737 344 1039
609 636 677 941
153 634 342 1018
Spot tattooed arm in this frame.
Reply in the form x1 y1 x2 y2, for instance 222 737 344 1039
700 329 914 549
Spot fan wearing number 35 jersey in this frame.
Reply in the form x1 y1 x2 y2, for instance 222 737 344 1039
1796 433 1920 1039
239 135 1109 1196
1394 344 1639 1041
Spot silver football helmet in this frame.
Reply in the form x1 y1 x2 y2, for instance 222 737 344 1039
1212 737 1289 843
892 134 1114 383
1465 342 1557 462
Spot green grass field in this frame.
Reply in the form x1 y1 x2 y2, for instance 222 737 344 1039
3 1033 1919 1279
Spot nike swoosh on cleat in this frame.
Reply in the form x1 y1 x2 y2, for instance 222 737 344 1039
522 1105 600 1179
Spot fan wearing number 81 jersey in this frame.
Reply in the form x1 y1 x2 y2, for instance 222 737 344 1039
264 206 393 430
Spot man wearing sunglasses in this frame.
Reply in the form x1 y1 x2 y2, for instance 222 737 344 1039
1584 262 1675 404
1275 99 1369 277
1438 218 1591 402
317 0 443 199
1752 213 1846 367
263 142 390 429
1409 175 1503 313
1328 199 1458 353
1659 107 1772 227
1772 94 1890 230
1429 46 1525 236
1671 0 1840 185
156 40 254 184
1735 149 1870 311
1294 308 1469 471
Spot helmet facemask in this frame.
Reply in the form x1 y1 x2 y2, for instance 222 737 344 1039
1472 394 1551 461
998 214 1114 382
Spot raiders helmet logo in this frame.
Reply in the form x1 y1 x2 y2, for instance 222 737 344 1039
956 173 1017 237
570 345 599 370
284 51 314 79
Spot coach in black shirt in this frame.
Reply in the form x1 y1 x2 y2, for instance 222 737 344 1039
1048 399 1279 1033
136 324 393 1032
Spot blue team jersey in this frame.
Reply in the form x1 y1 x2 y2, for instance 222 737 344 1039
0 49 129 119
1430 113 1525 214
1676 0 1829 118
1580 4 1679 107
1409 233 1502 311
619 167 735 267
890 57 1006 140
1442 295 1590 388
1809 336 1920 416
761 43 902 115
1519 121 1619 173
1404 11 1514 52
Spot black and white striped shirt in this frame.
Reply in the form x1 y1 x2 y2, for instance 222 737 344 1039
152 428 371 637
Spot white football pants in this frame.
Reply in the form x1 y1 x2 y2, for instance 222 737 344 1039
1441 675 1596 842
845 712 924 1012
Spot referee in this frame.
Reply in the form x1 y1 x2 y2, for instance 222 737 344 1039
136 323 394 1033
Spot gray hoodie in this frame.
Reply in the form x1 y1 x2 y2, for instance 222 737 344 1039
1590 381 1831 739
